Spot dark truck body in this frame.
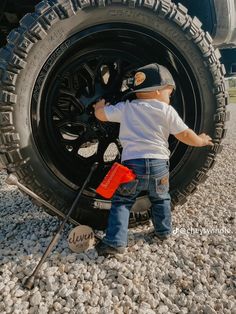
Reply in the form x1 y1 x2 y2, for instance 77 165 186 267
1 0 236 76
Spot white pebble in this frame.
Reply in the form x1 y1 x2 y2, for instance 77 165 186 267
14 289 25 298
157 304 169 313
53 302 62 311
203 305 217 314
30 291 42 306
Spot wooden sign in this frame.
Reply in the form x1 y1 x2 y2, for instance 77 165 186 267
68 225 95 253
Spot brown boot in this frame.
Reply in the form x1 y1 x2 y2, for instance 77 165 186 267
95 241 126 256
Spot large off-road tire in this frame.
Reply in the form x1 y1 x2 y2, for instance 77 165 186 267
0 0 228 229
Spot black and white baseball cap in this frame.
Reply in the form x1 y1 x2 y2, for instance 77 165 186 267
123 63 176 99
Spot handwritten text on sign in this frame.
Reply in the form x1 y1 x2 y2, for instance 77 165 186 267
68 225 95 253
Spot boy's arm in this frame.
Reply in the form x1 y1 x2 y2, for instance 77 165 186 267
168 106 213 147
93 99 125 123
93 99 108 122
174 129 214 147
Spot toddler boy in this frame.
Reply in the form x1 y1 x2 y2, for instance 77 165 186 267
93 63 213 256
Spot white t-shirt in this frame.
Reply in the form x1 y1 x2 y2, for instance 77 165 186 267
104 99 189 162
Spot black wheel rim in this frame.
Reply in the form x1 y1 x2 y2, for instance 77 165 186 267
31 23 201 192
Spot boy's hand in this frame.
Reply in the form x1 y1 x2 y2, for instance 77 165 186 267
93 98 109 122
175 129 214 147
93 98 107 110
198 133 214 146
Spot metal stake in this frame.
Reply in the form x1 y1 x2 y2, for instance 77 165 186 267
6 162 100 289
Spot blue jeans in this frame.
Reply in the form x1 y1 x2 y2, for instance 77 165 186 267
102 158 172 248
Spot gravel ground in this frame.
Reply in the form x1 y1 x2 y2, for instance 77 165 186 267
0 104 235 314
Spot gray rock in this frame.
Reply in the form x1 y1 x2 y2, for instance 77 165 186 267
30 291 42 306
58 286 70 298
53 302 62 311
38 304 48 314
176 294 187 307
157 304 169 313
14 289 25 298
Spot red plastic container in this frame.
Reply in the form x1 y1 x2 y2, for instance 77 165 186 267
96 162 136 199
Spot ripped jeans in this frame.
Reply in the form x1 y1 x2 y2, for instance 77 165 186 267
102 158 172 248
